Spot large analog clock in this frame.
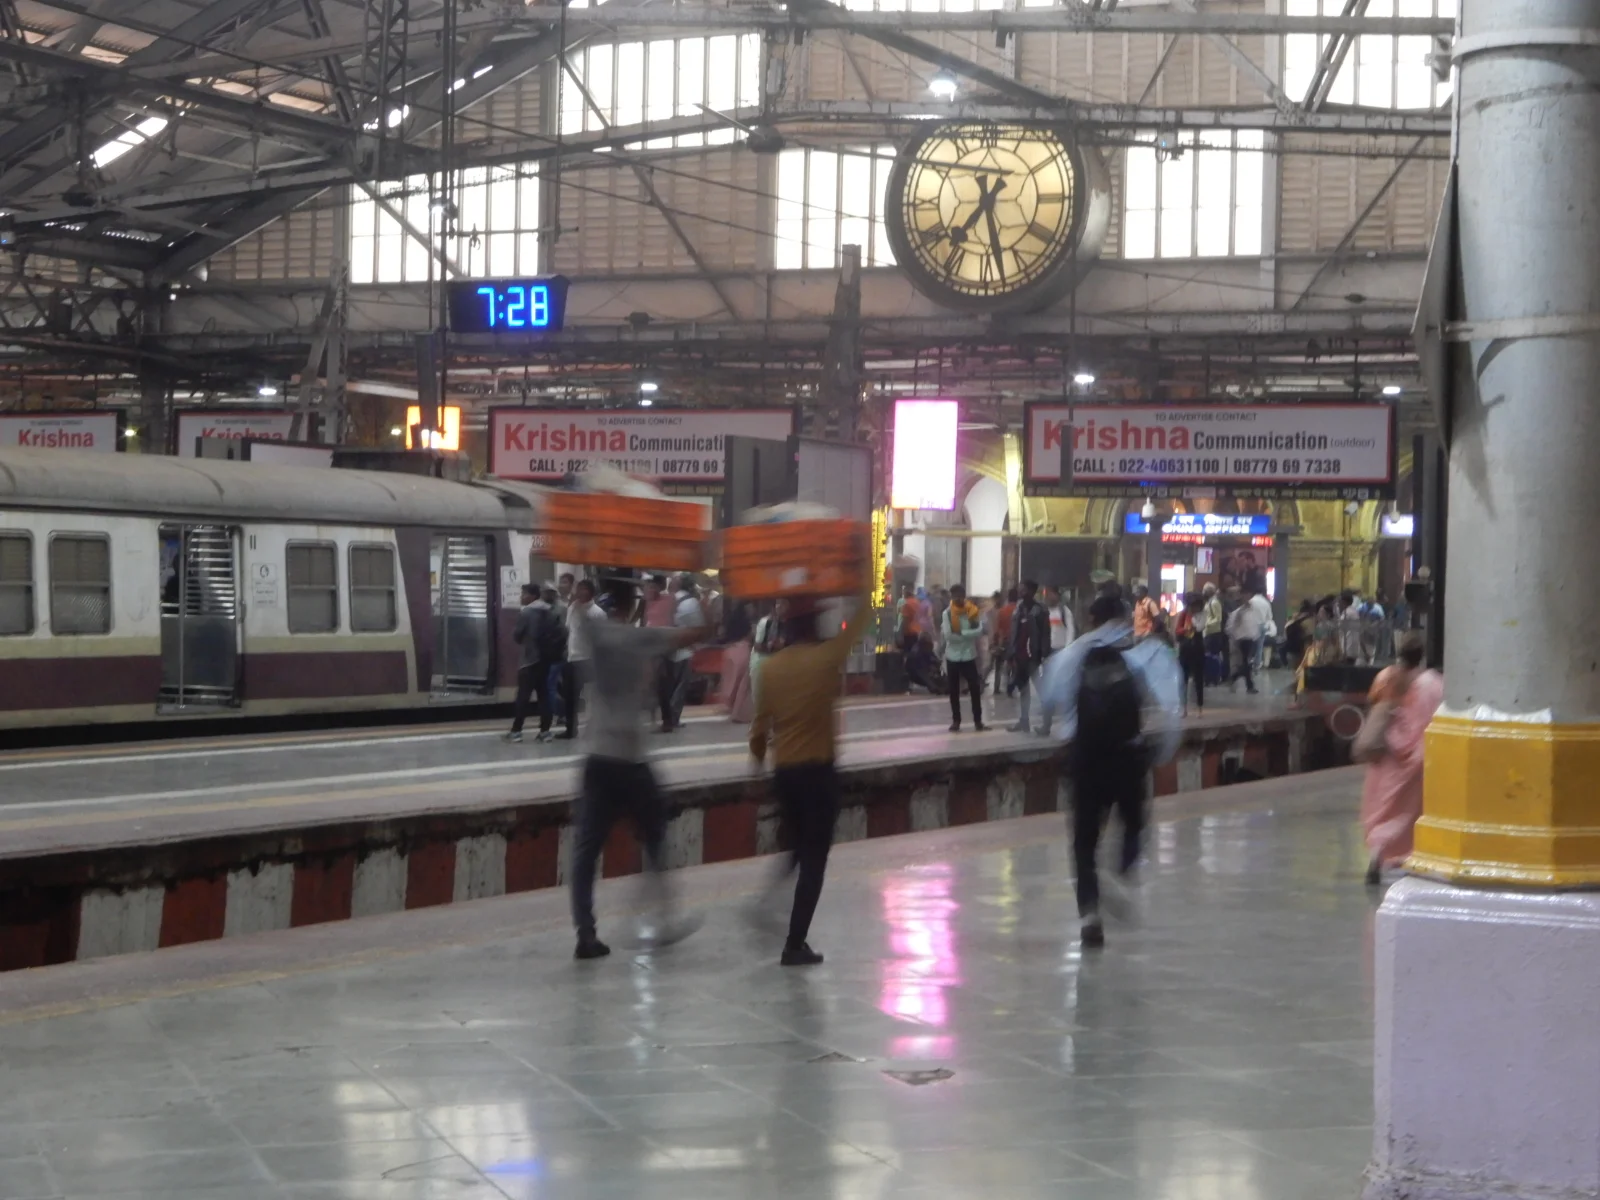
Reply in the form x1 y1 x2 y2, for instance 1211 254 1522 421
885 122 1098 312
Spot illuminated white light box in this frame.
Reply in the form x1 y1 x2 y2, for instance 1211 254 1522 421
892 399 959 510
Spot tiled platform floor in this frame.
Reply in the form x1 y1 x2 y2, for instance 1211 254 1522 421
0 768 1378 1200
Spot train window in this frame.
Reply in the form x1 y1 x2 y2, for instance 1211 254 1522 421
286 542 338 633
0 533 33 635
48 534 111 635
349 544 397 633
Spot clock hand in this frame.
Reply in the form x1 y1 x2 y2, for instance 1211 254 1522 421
984 206 1007 284
955 175 992 236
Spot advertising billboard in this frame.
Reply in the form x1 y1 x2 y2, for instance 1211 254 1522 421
0 410 121 453
489 407 794 487
1025 403 1395 499
891 399 959 510
175 409 299 455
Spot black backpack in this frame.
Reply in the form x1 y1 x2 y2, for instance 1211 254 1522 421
1076 640 1143 749
535 608 568 663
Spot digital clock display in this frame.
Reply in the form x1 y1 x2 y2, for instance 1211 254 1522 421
447 276 570 334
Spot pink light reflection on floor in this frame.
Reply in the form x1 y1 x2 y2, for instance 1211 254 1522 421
877 861 962 1034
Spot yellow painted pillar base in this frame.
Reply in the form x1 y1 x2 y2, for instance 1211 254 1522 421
1411 714 1600 887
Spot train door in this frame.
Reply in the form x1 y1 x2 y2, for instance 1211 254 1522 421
158 524 241 710
430 533 493 694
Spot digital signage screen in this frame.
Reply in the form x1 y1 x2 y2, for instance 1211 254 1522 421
448 276 570 333
891 399 959 511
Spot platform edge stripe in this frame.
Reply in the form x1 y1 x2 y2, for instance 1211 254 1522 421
351 847 407 917
910 783 950 833
453 833 507 902
77 885 163 960
224 862 295 938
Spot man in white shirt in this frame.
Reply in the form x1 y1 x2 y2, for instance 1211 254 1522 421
658 574 706 732
1045 586 1077 653
1226 585 1273 695
559 578 606 740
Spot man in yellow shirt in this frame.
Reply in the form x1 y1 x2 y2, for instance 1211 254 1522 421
749 584 874 966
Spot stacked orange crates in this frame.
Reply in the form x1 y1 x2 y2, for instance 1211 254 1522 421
720 519 870 598
532 491 711 571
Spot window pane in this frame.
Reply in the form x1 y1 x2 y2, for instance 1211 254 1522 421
1123 209 1156 259
1395 35 1434 108
618 43 645 126
1124 144 1158 210
775 149 806 269
0 534 31 636
872 147 896 266
518 231 539 275
49 536 110 635
677 37 704 118
647 40 675 126
350 191 375 238
287 544 337 634
1233 205 1264 257
1158 154 1193 258
738 34 760 110
707 36 736 111
589 45 615 127
1195 204 1231 257
352 234 375 284
489 231 515 276
560 60 584 134
806 150 839 268
1235 139 1264 204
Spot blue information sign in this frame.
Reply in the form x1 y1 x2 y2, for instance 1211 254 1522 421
448 276 570 333
1124 512 1273 537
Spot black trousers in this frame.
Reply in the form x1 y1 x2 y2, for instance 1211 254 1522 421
570 756 667 936
990 649 1010 696
561 661 583 736
1070 747 1148 917
1231 638 1259 691
509 662 552 735
657 657 689 729
773 762 840 946
1178 638 1205 710
947 659 983 727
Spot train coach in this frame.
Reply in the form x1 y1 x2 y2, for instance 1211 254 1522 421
0 447 546 731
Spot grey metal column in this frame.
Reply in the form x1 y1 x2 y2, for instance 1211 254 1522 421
1272 531 1291 630
1145 516 1163 599
1445 1 1600 720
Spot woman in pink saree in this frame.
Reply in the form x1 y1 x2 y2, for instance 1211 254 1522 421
1360 631 1445 883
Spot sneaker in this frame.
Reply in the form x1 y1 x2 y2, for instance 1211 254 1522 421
502 731 523 743
536 730 555 743
574 935 611 960
1080 918 1106 949
781 941 824 967
1008 721 1030 733
949 721 962 733
1099 872 1140 923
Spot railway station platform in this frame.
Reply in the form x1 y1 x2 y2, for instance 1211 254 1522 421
0 689 1337 973
0 767 1375 1200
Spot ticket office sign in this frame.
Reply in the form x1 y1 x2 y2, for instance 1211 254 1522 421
1024 403 1395 499
489 407 795 485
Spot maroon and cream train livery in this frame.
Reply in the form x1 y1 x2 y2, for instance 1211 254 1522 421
0 447 546 730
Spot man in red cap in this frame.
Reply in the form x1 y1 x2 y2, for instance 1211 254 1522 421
748 582 874 966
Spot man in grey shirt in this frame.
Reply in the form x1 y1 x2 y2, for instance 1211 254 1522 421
568 578 708 960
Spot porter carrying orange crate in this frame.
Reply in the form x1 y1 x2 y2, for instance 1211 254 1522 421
720 512 870 599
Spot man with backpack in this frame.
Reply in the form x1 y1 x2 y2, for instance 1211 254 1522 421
1040 591 1184 949
504 583 563 743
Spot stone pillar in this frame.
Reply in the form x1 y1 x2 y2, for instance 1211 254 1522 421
1366 4 1600 1199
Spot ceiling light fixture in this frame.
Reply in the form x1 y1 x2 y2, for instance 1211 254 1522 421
1073 372 1096 386
1382 385 1403 396
929 69 959 101
257 384 278 398
639 381 659 394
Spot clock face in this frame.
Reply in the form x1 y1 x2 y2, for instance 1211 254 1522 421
886 123 1084 311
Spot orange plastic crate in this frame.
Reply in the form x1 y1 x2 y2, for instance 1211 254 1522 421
532 491 711 571
719 519 870 599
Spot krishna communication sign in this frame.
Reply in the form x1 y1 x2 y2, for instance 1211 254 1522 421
490 407 794 486
1024 402 1395 499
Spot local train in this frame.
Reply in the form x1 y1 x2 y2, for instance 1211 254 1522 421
0 447 549 732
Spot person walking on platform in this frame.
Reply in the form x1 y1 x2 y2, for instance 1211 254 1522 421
992 587 1017 696
1226 584 1270 695
1173 591 1205 717
1357 631 1444 885
1201 583 1226 678
1041 592 1183 950
748 582 874 967
504 584 559 743
567 580 709 959
942 585 986 732
657 574 705 733
560 579 605 740
1009 580 1051 733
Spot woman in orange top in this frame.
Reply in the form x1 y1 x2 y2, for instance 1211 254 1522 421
897 585 921 652
1172 592 1206 716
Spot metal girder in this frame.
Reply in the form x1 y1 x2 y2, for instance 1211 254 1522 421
1307 0 1368 111
783 99 1451 137
0 0 268 171
152 183 327 281
789 0 1069 112
1166 0 1299 118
